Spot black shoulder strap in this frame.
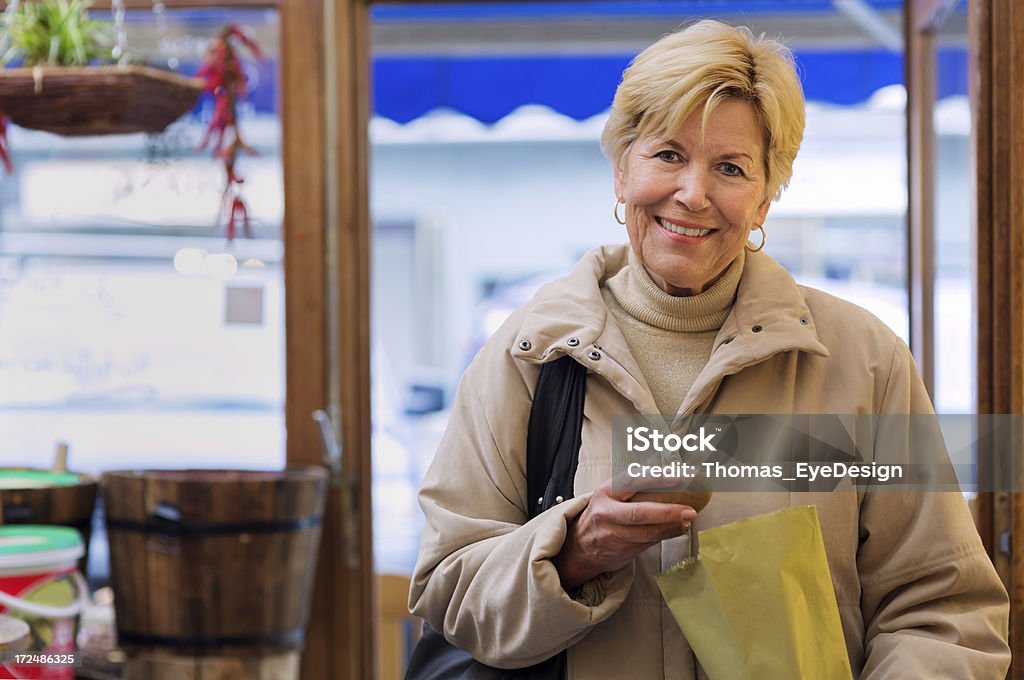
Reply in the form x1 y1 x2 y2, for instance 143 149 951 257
526 355 587 520
405 354 584 680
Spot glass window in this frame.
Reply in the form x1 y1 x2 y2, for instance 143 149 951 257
368 2 916 673
0 9 284 475
932 0 971 414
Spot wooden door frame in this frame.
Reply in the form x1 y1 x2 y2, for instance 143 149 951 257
281 1 373 679
905 0 944 396
974 0 1024 674
908 0 1023 674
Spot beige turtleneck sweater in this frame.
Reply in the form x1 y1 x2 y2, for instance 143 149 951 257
602 248 745 415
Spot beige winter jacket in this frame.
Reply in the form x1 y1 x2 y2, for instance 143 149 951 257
410 244 1010 679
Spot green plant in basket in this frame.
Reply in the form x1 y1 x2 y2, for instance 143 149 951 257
0 0 113 67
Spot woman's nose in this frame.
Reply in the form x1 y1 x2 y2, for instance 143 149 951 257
674 168 711 212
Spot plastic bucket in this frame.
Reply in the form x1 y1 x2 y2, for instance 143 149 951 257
0 526 87 680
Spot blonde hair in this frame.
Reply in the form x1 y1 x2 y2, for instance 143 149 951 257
600 20 805 202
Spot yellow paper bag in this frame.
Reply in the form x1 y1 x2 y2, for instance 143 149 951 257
656 505 853 680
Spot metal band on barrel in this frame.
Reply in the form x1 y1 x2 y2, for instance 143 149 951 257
116 628 305 649
104 514 322 536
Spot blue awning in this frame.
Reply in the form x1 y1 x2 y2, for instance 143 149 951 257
370 1 906 21
371 47 965 125
368 0 966 124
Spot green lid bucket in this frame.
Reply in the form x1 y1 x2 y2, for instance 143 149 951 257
0 525 87 661
0 469 81 490
0 526 83 571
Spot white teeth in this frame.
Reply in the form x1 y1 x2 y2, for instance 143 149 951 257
657 218 711 237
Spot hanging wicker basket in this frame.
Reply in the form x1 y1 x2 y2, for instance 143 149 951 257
0 64 204 136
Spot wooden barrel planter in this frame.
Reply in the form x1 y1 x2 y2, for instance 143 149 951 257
0 469 98 572
101 467 328 680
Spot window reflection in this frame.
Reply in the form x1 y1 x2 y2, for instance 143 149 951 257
366 2 938 579
932 1 972 414
0 8 284 479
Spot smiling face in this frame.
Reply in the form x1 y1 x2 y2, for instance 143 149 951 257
614 99 771 296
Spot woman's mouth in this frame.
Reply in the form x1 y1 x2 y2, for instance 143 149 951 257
656 217 712 237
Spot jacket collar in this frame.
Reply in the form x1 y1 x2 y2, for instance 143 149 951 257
511 244 623 361
510 243 830 413
716 245 830 364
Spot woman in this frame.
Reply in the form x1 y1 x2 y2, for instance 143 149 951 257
409 20 1010 678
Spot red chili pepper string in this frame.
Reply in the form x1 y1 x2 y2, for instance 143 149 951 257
0 112 13 175
198 25 261 240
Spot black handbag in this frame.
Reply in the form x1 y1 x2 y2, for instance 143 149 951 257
405 354 588 680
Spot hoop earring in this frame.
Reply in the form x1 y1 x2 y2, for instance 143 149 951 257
745 224 766 253
614 200 626 226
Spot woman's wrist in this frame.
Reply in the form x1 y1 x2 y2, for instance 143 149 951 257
553 550 588 592
553 519 601 591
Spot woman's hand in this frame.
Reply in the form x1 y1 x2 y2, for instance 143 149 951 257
552 477 696 591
